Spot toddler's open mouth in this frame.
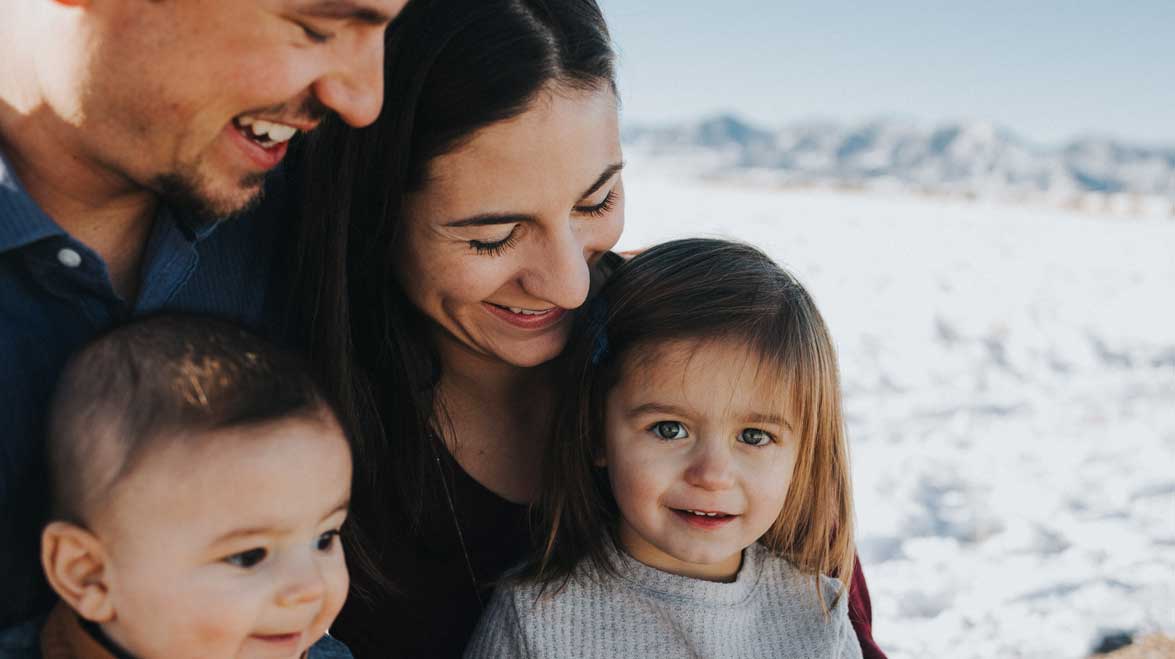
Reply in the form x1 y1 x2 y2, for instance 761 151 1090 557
671 508 737 528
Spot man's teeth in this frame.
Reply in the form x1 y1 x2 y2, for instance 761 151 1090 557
236 116 298 144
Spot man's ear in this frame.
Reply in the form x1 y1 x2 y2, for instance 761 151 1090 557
41 521 115 623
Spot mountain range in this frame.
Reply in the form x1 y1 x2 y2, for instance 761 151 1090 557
622 115 1175 208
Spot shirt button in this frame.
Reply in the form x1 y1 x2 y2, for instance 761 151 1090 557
57 248 82 268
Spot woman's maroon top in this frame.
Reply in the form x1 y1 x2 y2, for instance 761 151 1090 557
332 451 887 658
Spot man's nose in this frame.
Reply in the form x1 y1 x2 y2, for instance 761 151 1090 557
312 34 386 128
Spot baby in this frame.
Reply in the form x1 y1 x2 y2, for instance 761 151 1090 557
31 314 353 659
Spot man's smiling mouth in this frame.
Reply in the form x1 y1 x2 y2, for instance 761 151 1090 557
233 115 302 149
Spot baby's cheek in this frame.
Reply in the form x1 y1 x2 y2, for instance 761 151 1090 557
320 559 350 626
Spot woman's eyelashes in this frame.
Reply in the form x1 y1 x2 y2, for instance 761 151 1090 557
573 188 618 217
468 228 519 256
466 187 619 256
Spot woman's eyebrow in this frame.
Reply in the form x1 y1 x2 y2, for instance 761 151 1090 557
442 162 624 227
579 162 625 199
443 212 534 228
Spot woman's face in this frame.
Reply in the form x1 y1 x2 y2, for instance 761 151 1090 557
398 84 624 368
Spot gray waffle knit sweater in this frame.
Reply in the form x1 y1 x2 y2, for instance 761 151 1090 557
464 542 863 659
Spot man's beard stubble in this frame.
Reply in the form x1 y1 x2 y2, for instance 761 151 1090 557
152 164 267 226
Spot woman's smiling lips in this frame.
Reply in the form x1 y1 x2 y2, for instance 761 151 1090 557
482 302 569 330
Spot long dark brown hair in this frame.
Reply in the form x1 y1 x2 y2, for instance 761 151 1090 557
530 238 856 603
284 0 617 557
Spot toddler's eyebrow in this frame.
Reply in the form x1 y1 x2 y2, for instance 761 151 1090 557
210 499 349 544
743 413 792 431
626 402 691 418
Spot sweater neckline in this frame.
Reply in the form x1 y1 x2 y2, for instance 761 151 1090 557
609 541 767 606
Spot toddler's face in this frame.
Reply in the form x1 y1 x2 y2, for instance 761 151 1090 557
92 414 351 659
604 338 798 581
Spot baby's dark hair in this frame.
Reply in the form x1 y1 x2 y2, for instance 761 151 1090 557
531 238 855 601
46 313 340 525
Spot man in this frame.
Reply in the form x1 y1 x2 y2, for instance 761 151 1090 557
0 0 406 634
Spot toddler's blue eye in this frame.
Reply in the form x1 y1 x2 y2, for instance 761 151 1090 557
316 530 341 552
651 421 688 440
225 547 267 568
738 428 773 446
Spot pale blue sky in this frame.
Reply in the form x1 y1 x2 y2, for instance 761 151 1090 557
596 1 1174 146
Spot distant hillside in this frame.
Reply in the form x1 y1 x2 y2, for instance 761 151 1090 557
623 115 1175 210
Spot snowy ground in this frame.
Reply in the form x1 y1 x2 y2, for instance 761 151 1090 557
616 161 1175 659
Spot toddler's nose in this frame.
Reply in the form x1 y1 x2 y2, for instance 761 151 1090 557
684 441 735 491
277 562 327 607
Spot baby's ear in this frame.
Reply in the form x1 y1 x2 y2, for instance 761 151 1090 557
41 521 115 623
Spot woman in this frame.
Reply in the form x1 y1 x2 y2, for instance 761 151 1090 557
288 1 886 657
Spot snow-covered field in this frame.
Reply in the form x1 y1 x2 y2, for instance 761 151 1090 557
617 162 1175 659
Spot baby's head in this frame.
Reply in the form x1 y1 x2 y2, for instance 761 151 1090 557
42 314 351 659
539 238 854 586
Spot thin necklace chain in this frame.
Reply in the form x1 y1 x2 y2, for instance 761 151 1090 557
429 433 484 608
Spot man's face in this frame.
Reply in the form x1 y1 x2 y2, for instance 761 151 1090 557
64 0 405 218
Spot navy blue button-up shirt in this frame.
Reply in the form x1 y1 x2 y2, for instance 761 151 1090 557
0 149 286 626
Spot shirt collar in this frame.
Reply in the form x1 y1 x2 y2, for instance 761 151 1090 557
0 146 228 252
0 147 66 253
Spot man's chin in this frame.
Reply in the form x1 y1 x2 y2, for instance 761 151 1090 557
152 171 267 224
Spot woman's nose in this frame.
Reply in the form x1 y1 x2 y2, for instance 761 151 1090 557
522 222 593 310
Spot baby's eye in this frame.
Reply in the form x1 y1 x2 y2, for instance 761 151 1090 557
316 530 341 553
738 428 774 447
650 421 688 440
225 547 267 569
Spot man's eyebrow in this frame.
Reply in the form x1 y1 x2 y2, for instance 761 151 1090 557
443 213 536 228
578 162 625 200
299 0 396 25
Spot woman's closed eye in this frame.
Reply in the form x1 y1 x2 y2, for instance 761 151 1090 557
468 227 519 256
573 188 617 217
224 547 268 569
738 428 774 447
649 420 689 441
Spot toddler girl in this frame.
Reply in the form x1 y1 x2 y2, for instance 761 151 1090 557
466 238 862 658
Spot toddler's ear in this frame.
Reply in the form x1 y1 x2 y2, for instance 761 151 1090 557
41 521 115 623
